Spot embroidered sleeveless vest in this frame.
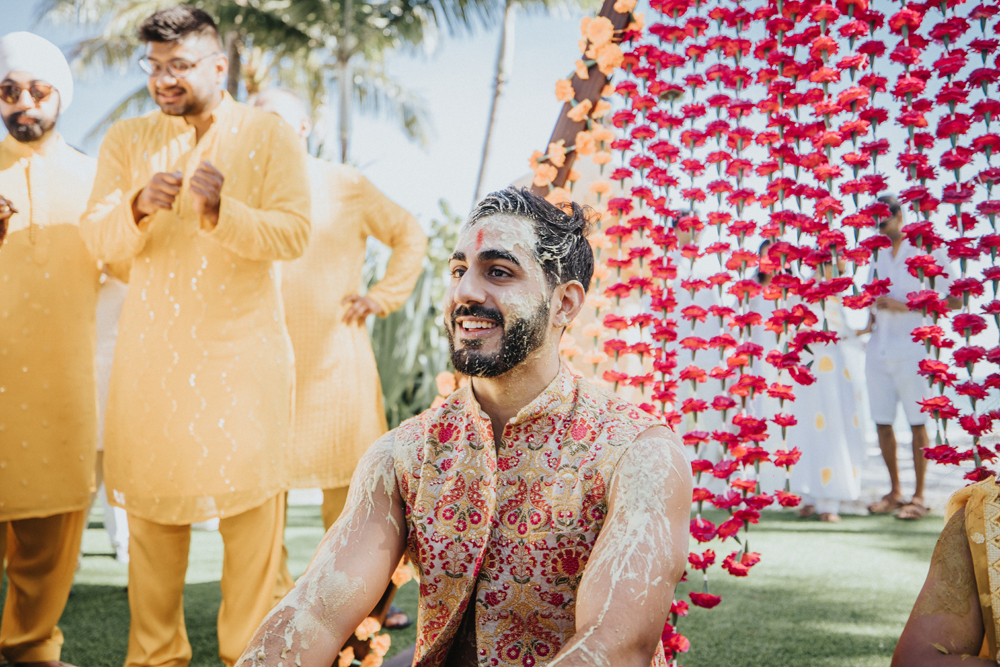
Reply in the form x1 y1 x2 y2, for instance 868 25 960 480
392 366 667 667
945 476 1000 661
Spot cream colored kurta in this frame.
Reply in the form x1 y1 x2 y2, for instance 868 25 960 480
80 94 310 525
282 158 426 489
0 133 99 522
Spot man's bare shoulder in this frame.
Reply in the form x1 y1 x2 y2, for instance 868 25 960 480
621 425 688 487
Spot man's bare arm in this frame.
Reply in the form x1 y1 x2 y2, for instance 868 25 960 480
237 434 407 667
550 426 692 667
891 508 992 666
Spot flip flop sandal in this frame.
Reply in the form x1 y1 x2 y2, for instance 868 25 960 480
868 495 905 514
896 501 929 520
385 604 414 630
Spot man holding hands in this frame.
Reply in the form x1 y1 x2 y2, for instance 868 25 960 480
80 7 310 667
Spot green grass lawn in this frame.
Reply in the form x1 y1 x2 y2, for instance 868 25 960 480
1 507 941 667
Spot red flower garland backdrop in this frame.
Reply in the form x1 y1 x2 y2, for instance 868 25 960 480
530 0 1000 661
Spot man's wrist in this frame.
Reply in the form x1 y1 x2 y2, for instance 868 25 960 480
131 193 146 225
201 201 221 230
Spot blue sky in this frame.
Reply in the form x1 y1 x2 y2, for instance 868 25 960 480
4 1 588 226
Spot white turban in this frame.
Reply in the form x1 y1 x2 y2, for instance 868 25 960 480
0 32 74 113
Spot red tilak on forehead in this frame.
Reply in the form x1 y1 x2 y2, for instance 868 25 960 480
475 228 485 251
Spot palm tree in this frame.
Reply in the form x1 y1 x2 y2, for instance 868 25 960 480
39 0 503 160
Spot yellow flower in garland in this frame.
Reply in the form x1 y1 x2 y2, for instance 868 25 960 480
575 130 596 155
567 99 594 122
596 42 624 76
567 167 582 182
547 139 568 167
555 78 576 102
583 16 615 49
575 59 590 79
592 126 616 144
614 0 637 12
592 150 613 165
338 648 355 667
533 162 559 187
355 617 382 641
371 634 392 657
545 187 572 205
628 12 646 32
529 149 545 170
591 99 612 119
589 179 611 196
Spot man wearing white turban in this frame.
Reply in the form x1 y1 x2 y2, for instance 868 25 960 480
0 31 101 667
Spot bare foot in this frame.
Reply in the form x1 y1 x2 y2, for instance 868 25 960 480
868 493 904 514
819 513 841 523
798 504 816 518
897 498 929 520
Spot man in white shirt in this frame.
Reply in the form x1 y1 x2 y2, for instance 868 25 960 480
865 195 959 520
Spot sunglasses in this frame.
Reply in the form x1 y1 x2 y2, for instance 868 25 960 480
0 81 54 105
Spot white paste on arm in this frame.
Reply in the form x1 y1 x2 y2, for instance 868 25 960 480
236 433 407 667
550 426 691 667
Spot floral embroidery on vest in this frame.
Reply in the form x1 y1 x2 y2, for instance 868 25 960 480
393 365 669 667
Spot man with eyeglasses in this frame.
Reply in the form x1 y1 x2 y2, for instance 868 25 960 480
0 31 101 667
79 6 310 666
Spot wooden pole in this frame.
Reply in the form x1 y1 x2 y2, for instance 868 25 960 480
529 0 631 198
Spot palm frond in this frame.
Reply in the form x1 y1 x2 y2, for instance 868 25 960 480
352 63 432 145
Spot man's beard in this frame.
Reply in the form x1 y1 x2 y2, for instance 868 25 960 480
155 86 205 117
3 110 57 143
447 300 550 378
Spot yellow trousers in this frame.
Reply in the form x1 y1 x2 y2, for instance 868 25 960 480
274 486 348 598
125 494 291 667
320 486 350 530
0 510 87 663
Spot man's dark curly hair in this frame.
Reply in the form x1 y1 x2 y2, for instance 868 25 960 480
468 187 595 293
138 6 222 47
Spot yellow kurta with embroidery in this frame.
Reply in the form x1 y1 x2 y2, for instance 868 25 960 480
0 133 100 522
282 158 426 489
80 94 310 525
945 476 1000 661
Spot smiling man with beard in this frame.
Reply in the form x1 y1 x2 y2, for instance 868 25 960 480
80 7 310 667
238 187 690 667
0 32 103 667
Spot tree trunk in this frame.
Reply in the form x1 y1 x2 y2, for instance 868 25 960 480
339 0 355 164
473 0 517 207
225 30 242 99
339 58 352 164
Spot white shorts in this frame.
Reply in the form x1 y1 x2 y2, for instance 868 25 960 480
864 356 927 426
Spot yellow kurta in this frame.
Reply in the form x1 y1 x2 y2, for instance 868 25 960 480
282 158 426 489
0 133 99 522
80 93 310 525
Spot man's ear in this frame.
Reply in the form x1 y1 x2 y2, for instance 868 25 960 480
551 280 586 329
214 53 229 86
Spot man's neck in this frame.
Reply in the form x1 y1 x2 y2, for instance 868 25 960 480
11 130 58 156
185 90 223 141
889 234 903 257
470 350 562 449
